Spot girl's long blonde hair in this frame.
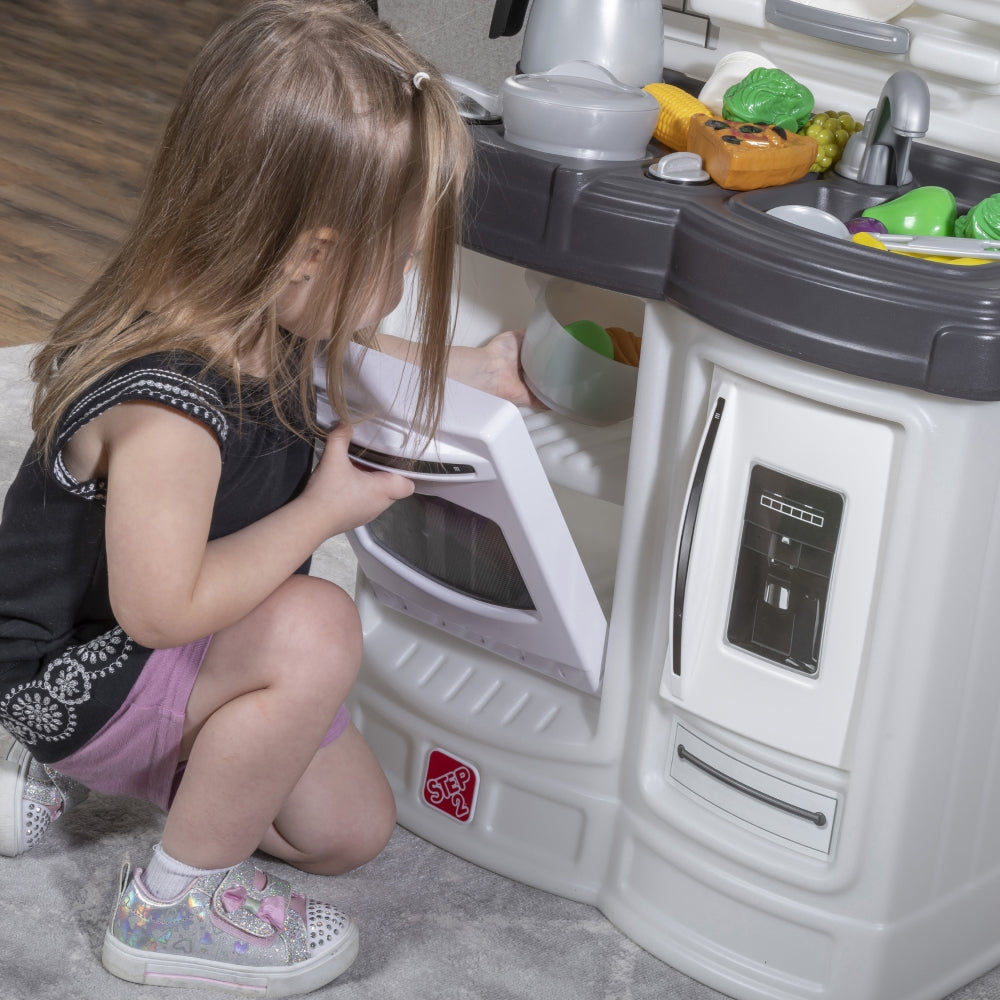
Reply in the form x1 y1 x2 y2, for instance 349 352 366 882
31 0 472 457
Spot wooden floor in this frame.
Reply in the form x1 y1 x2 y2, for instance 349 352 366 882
0 0 245 347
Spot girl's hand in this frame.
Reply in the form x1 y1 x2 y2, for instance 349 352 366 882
373 329 542 408
445 329 541 408
304 422 414 535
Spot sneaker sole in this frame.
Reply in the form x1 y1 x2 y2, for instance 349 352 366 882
0 738 29 857
101 922 359 996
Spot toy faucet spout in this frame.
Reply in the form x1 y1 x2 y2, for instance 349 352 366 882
854 70 930 186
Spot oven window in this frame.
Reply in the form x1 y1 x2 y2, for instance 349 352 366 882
367 493 535 610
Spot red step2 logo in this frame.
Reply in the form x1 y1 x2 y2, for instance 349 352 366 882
422 748 480 824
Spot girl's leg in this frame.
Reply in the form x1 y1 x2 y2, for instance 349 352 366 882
103 574 375 991
162 573 393 873
258 721 395 874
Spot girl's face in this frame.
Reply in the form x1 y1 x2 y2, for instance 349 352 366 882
276 220 421 339
356 245 418 330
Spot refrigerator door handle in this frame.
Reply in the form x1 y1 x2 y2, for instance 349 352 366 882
672 396 726 676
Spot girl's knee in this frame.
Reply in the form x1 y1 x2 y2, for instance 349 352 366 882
192 575 363 738
270 575 360 642
252 575 362 678
311 788 396 876
360 779 397 863
298 734 397 875
345 763 396 871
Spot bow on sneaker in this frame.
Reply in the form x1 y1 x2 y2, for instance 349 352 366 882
102 859 359 996
221 881 287 929
0 730 89 857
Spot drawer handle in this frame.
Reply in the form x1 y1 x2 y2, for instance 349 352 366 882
677 744 828 828
764 0 911 54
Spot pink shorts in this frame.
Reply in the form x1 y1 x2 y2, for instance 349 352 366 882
52 637 351 812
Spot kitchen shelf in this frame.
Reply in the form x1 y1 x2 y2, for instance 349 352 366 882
522 407 631 507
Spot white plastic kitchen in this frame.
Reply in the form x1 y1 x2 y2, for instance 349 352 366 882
316 4 1000 999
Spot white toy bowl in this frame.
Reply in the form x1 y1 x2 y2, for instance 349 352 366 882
521 275 643 425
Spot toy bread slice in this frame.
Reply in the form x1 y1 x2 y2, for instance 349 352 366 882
606 326 641 367
686 115 817 191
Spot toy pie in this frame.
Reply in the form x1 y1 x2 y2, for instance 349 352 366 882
686 114 818 191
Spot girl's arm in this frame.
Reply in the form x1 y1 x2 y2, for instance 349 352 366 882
375 329 538 408
101 401 410 649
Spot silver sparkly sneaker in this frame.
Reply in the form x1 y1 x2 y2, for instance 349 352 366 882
102 859 359 995
0 729 89 857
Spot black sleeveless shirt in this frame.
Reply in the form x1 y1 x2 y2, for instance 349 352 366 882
0 352 313 763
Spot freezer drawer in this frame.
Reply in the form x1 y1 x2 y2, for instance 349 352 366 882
668 724 840 854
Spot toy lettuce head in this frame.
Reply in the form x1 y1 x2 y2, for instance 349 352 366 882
723 67 814 132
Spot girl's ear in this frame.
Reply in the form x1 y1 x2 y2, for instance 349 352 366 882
289 227 336 283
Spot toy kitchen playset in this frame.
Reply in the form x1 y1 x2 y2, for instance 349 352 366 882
316 2 1000 999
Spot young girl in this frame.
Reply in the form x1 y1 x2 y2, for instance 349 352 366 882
0 0 531 993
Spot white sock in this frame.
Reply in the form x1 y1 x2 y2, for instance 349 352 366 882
142 842 232 901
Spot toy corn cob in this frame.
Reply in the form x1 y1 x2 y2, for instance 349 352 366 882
644 83 713 152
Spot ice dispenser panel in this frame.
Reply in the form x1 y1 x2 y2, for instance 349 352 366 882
728 466 844 676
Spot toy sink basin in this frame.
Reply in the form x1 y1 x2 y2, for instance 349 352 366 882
733 177 888 226
727 141 1000 244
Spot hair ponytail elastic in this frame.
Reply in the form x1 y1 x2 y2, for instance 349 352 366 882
412 71 430 90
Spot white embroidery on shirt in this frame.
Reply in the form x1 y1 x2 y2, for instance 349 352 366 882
0 627 133 747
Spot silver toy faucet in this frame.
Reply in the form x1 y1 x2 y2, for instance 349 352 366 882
837 70 931 186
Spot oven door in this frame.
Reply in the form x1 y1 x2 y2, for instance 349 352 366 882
315 344 608 694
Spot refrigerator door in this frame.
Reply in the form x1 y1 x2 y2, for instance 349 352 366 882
664 367 895 768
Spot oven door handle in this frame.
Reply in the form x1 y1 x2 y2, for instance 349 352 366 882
315 431 484 483
347 441 479 481
672 397 725 677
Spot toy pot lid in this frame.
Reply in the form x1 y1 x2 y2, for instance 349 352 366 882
500 61 660 115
